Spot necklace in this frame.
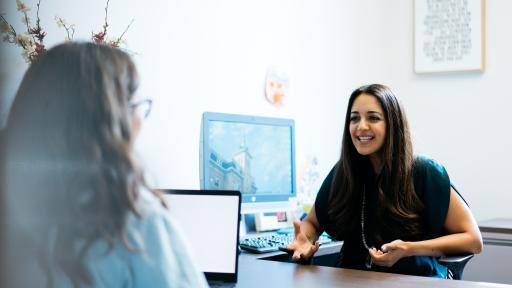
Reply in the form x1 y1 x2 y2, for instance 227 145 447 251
360 185 372 269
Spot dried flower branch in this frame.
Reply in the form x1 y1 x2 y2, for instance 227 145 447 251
102 0 109 35
30 0 47 59
1 0 46 63
15 0 29 13
109 19 133 48
91 0 133 48
1 14 17 42
55 16 75 41
1 0 133 65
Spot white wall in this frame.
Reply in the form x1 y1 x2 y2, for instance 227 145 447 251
1 0 510 221
341 0 512 221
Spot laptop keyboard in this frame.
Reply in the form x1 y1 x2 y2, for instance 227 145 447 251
240 232 332 253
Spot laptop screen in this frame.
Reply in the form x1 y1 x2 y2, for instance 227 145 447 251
161 189 241 282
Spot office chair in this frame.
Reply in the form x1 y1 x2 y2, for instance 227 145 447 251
438 254 474 280
436 184 474 280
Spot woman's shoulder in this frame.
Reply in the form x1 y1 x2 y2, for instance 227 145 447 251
413 155 447 174
413 155 450 186
412 155 451 205
122 188 177 250
124 188 209 287
127 188 190 248
86 188 208 287
137 187 166 211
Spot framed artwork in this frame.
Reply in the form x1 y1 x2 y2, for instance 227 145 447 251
414 0 486 73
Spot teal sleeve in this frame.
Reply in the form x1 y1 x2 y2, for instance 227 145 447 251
413 156 451 238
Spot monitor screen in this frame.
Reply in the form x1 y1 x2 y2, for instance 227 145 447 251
200 112 296 206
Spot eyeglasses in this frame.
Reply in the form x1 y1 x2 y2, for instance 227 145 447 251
129 99 152 119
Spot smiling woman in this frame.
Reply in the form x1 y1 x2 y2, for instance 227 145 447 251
286 84 483 279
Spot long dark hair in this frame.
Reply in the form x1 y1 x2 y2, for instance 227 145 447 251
3 43 159 287
328 84 423 242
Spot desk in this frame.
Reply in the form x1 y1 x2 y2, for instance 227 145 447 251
235 242 512 288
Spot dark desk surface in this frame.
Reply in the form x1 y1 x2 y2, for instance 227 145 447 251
235 243 512 288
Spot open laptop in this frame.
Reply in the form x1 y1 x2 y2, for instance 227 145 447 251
161 189 241 286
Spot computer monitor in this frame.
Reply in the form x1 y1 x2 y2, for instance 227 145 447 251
200 112 296 220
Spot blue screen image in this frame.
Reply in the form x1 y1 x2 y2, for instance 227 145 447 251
206 120 292 196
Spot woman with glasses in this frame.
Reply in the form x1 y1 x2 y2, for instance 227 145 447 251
2 43 207 287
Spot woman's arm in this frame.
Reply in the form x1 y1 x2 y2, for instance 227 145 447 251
370 187 483 267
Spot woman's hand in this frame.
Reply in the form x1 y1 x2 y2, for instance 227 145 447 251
369 239 409 267
286 220 320 261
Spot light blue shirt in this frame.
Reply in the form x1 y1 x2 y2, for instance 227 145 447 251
27 188 209 288
82 188 209 287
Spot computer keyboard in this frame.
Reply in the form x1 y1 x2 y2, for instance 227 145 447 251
239 232 332 253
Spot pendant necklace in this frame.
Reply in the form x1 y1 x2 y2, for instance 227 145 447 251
361 185 372 269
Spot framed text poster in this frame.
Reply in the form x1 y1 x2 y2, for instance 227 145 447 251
414 0 486 73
